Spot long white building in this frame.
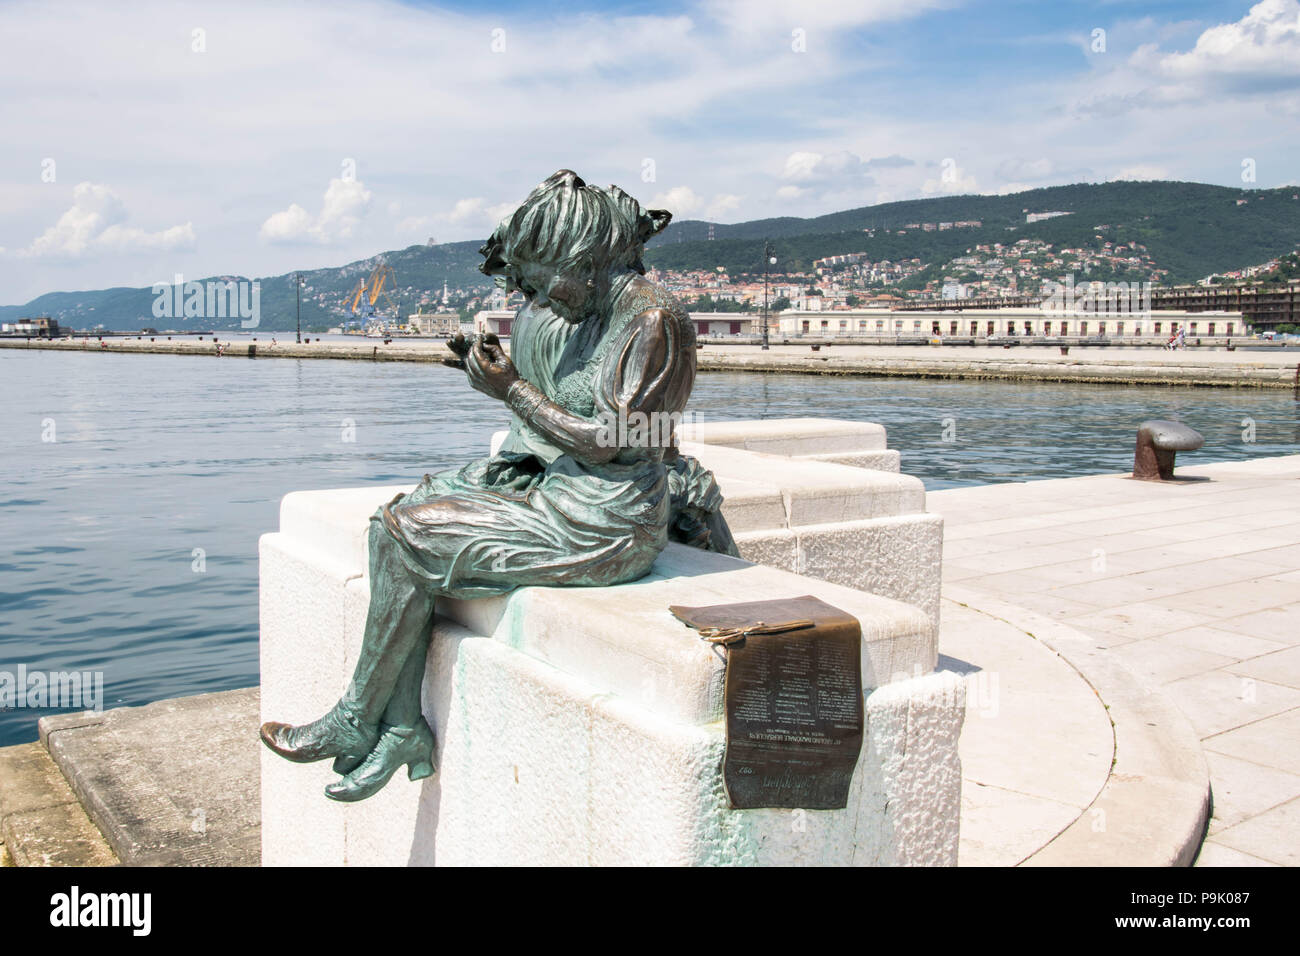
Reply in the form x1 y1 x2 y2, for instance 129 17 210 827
775 307 1247 341
477 305 1247 344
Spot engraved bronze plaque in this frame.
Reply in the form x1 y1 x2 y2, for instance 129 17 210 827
670 595 864 810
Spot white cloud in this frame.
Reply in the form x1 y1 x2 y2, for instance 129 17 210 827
649 187 747 221
649 186 704 217
260 177 372 245
706 0 947 36
995 157 1056 181
706 193 743 219
395 215 435 238
444 197 489 225
781 151 830 183
394 196 516 238
773 150 887 206
1075 1 1300 118
1155 0 1300 83
780 150 877 188
921 162 977 195
409 197 519 232
486 202 517 225
17 182 194 258
1111 165 1170 182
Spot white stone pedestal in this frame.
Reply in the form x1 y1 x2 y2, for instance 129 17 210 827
260 419 962 866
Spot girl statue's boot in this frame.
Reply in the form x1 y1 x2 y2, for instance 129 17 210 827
324 636 435 802
259 699 380 775
324 719 436 803
263 520 434 780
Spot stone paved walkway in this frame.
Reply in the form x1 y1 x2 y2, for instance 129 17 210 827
932 455 1300 866
939 600 1114 865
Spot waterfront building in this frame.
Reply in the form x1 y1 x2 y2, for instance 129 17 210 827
474 309 518 337
774 307 1246 342
689 312 759 337
1 316 60 337
407 312 459 336
476 303 1246 345
908 281 1299 330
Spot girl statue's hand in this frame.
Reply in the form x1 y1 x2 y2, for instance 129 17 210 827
441 331 472 369
466 333 520 400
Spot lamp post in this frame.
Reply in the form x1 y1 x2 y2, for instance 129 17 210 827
762 240 775 350
294 273 303 344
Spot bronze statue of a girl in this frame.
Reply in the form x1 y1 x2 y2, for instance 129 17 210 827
261 170 734 801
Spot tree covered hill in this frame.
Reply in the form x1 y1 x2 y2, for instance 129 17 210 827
649 181 1300 283
3 181 1297 331
0 239 489 333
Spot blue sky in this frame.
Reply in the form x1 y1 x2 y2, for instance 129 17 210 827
1 0 1297 302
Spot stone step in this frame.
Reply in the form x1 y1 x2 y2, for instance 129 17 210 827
680 441 924 526
38 688 261 866
0 742 118 867
678 417 887 455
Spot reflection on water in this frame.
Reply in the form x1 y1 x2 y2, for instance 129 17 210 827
1 350 1297 744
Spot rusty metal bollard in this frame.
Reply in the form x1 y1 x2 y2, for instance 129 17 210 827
1132 420 1204 481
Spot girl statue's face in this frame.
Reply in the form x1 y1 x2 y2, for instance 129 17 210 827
516 261 591 324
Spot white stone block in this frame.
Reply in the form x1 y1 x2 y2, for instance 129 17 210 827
680 417 888 455
261 513 953 865
800 450 901 473
681 441 925 525
863 671 966 865
434 543 935 722
261 417 959 867
265 612 963 866
734 513 945 629
280 485 410 573
258 532 355 867
708 477 788 533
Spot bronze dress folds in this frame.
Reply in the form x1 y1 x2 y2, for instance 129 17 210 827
376 277 734 600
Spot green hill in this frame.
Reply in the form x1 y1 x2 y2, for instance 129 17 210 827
650 181 1300 282
4 181 1297 331
0 240 490 333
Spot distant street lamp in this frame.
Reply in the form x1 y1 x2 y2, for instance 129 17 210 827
295 272 303 344
762 241 775 350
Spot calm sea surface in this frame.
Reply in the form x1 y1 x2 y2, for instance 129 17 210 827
2 348 1298 744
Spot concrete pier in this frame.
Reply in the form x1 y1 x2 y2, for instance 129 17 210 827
4 336 1299 388
695 344 1300 389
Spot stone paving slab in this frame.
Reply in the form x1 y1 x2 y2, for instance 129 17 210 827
931 454 1300 866
0 742 118 866
39 687 260 866
938 600 1113 866
1204 794 1300 866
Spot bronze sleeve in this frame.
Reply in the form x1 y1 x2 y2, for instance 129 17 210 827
506 379 619 465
